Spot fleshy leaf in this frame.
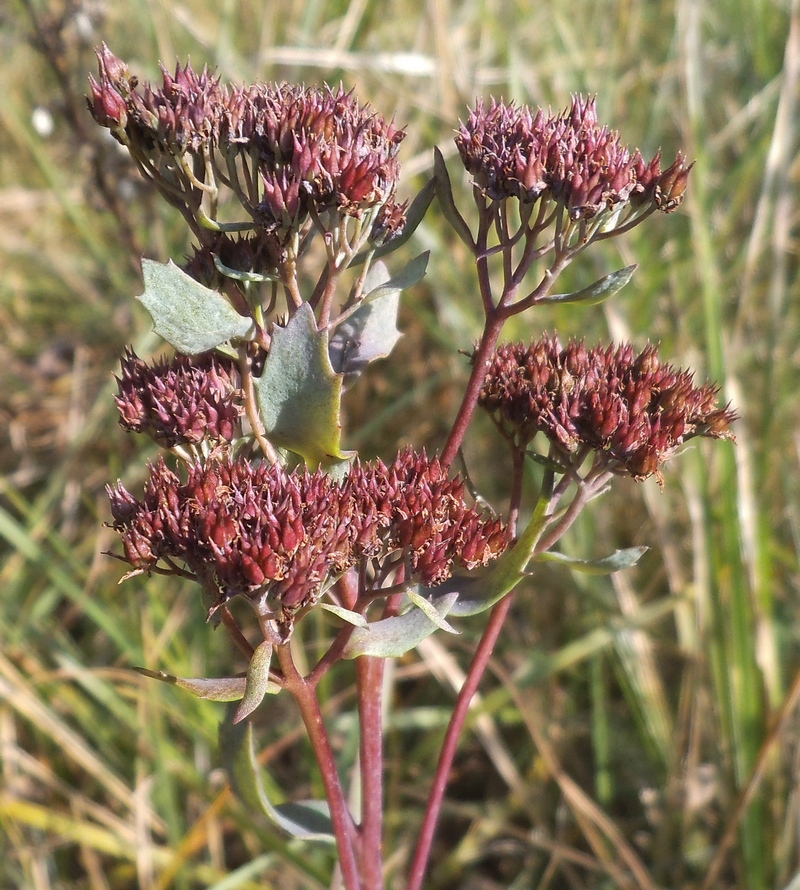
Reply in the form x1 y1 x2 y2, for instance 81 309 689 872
328 255 429 376
319 602 369 627
538 264 637 306
220 711 335 842
137 259 254 353
433 573 515 618
406 588 460 634
364 251 429 301
133 668 281 700
342 592 459 658
255 303 349 467
234 641 274 723
536 546 648 574
444 497 553 617
329 262 401 376
434 146 476 249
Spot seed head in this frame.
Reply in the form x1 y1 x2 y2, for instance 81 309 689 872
478 336 736 482
108 450 508 633
115 350 242 447
456 95 691 219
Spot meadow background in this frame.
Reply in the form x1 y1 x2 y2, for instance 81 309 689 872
0 0 797 887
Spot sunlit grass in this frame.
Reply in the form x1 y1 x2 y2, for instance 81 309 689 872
1 0 797 887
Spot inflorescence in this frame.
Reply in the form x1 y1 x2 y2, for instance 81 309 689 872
456 96 692 220
88 45 407 248
107 450 508 634
115 349 243 448
478 335 736 481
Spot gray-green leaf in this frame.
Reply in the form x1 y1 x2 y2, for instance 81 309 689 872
137 259 254 353
539 264 637 306
255 303 349 467
329 260 403 376
220 712 335 842
536 546 648 574
342 592 459 658
133 668 281 701
234 641 274 723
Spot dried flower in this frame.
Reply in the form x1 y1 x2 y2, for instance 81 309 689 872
107 450 508 633
181 232 282 289
88 48 406 239
89 45 227 156
115 349 242 447
478 335 736 481
456 95 692 219
227 82 405 227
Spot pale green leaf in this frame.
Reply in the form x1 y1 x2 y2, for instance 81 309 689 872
406 588 460 634
255 303 350 467
318 602 369 627
539 264 637 306
536 546 649 574
220 713 335 842
342 592 459 658
137 259 254 353
234 641 273 723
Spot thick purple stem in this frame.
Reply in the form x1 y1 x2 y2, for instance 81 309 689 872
276 645 362 890
356 655 385 889
407 592 515 890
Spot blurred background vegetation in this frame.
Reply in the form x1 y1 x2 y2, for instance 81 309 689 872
0 0 798 888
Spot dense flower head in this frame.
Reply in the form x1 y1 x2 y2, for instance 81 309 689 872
478 335 735 480
88 46 406 232
181 231 282 289
115 349 242 447
107 450 508 631
455 95 692 219
89 44 227 154
225 82 405 223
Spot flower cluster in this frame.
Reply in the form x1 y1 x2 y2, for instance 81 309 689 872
225 81 405 226
88 45 406 235
181 232 281 290
478 335 735 480
455 95 692 219
115 349 242 447
107 450 508 630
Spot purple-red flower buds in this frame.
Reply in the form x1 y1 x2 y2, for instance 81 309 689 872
115 350 242 447
88 47 406 234
107 451 508 630
478 335 736 481
456 95 692 219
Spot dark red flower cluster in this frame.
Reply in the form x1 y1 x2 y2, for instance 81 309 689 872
455 96 692 219
107 450 507 628
115 349 242 447
478 336 735 480
88 45 406 233
89 51 226 155
181 231 282 290
225 81 405 225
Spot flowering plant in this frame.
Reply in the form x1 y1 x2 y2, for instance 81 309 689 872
90 44 734 889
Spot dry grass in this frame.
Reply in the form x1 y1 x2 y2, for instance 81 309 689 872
1 0 798 887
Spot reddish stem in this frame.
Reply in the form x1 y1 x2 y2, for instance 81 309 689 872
356 655 385 889
406 591 516 890
276 645 362 890
440 311 505 468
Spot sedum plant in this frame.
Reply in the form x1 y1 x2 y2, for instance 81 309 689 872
89 44 735 889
